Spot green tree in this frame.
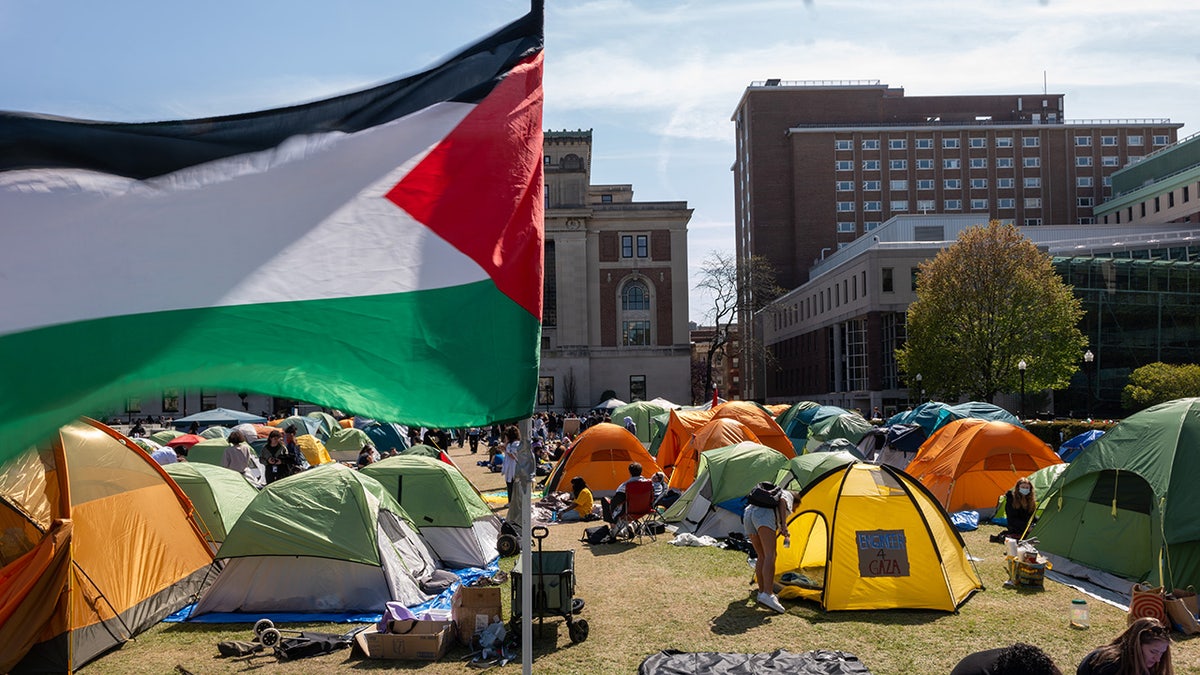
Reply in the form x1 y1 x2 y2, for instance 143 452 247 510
1122 362 1200 411
896 221 1086 403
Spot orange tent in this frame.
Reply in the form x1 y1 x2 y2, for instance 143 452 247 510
764 403 792 417
905 419 1063 513
544 423 662 498
0 418 215 672
655 409 717 479
666 418 763 491
709 401 793 457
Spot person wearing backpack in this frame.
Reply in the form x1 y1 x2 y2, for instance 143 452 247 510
743 482 794 614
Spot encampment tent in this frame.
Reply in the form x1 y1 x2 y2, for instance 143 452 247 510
993 462 1067 527
905 419 1062 515
193 464 441 614
663 442 789 538
543 423 661 498
611 400 669 444
326 426 372 462
804 412 873 453
776 462 983 611
658 402 794 491
362 455 500 568
665 418 761 492
163 462 259 549
171 407 267 429
1033 398 1200 589
775 451 859 492
1057 429 1104 462
0 418 215 672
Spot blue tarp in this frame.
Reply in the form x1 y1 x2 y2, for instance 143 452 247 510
1058 429 1104 462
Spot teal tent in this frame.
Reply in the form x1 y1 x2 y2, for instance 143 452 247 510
1033 398 1200 589
164 462 258 548
663 441 790 538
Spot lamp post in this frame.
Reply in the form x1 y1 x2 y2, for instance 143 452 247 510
915 373 923 404
1018 359 1027 420
1083 349 1094 420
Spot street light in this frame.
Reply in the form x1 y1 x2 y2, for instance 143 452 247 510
915 373 923 404
1018 359 1028 420
1083 349 1095 420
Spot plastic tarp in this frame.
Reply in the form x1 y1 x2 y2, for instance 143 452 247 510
1058 429 1104 462
639 649 871 675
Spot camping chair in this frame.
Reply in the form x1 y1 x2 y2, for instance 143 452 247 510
613 480 658 543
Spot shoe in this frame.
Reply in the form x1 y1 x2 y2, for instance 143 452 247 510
757 592 786 614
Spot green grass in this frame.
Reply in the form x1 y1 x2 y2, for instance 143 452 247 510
84 445 1200 673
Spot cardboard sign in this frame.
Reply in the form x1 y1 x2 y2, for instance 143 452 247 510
856 529 910 577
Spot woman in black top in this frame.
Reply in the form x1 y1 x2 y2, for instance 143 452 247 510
1077 617 1172 675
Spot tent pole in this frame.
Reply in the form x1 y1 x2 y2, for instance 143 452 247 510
516 417 534 675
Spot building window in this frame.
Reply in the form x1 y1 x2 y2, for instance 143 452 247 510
916 138 933 149
621 235 633 257
862 180 881 191
910 267 920 291
1102 155 1119 166
1075 136 1092 147
945 199 962 210
1024 177 1041 188
200 390 217 411
1023 157 1041 168
882 267 894 293
1129 155 1143 164
1101 136 1117 146
1103 176 1112 187
943 159 961 170
836 139 853 151
1023 136 1040 147
1025 218 1043 226
537 376 555 406
997 178 1014 189
836 160 853 171
837 221 856 233
865 221 881 230
622 279 650 310
544 155 552 165
970 158 987 169
1078 197 1094 207
1154 196 1160 212
996 137 1013 148
1077 176 1094 188
1153 135 1169 146
971 198 988 210
890 159 908 170
862 139 880 150
1129 135 1143 146
917 199 935 211
889 139 907 150
1025 197 1042 209
622 320 650 346
943 138 960 149
601 194 613 203
836 180 854 191
837 201 855 212
863 201 882 211
629 375 646 402
863 160 881 171
997 157 1014 168
998 197 1015 208
1076 156 1093 167
1079 217 1095 224
889 179 908 191
1185 186 1191 202
636 234 648 258
970 137 986 148
944 178 961 190
917 179 934 190
891 200 909 212
917 159 934 170
970 178 987 189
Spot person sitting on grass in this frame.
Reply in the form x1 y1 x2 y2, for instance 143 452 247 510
950 642 1061 675
556 476 594 522
1077 617 1173 675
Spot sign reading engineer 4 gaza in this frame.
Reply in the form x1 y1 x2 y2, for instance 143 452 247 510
857 529 910 577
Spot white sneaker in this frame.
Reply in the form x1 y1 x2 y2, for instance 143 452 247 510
757 592 786 614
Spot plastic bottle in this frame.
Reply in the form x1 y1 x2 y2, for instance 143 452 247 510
1070 598 1089 629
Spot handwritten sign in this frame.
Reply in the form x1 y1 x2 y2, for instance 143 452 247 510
857 529 910 577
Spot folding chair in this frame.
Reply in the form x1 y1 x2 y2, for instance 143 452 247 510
613 480 658 543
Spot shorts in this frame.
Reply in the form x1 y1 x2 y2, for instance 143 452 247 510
743 504 777 538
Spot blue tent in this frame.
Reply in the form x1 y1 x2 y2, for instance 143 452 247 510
362 421 410 453
1058 429 1104 462
172 407 267 429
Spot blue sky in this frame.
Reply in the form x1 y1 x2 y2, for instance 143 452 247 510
3 0 1197 322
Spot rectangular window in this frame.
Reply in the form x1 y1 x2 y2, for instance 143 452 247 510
882 267 894 293
916 138 933 149
836 201 855 212
636 234 648 258
1078 197 1094 207
891 200 909 212
601 194 613 203
836 160 853 171
835 139 853 151
1025 218 1043 226
865 221 881 231
997 177 1014 189
863 201 882 211
1101 136 1118 146
996 137 1013 148
862 180 881 191
200 390 217 411
1023 136 1040 147
837 221 857 233
622 320 650 346
998 197 1016 208
1103 176 1113 187
1076 156 1093 167
1025 197 1042 208
621 235 633 257
971 198 988 210
889 159 908 170
889 179 908 191
996 157 1014 168
1102 155 1120 166
1075 136 1092 147
1185 186 1191 202
1129 155 1143 164
970 178 987 189
544 155 552 165
1153 135 1169 146
943 138 960 149
970 137 987 148
889 139 907 150
863 160 881 171
1077 176 1094 187
1023 157 1041 168
862 139 880 150
629 375 647 401
836 180 854 191
970 158 987 169
917 179 934 190
944 179 961 190
943 159 961 169
917 199 935 211
911 267 919 292
1129 135 1143 146
944 199 962 210
537 376 555 406
1154 196 1161 212
1024 177 1041 188
917 159 934 170
1079 217 1095 225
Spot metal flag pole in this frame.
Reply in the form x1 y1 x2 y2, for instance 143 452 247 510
515 416 534 675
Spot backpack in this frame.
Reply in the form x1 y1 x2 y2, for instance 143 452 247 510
581 524 611 545
747 481 782 508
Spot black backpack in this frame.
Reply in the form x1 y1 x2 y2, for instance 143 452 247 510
747 481 782 508
581 524 611 545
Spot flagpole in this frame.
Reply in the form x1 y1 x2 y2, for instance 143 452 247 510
516 416 534 675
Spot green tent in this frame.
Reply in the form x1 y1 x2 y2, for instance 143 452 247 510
186 437 230 466
401 443 445 459
647 411 673 457
993 462 1067 524
663 441 790 538
193 464 441 614
199 426 230 440
150 429 183 445
163 462 258 547
1032 398 1200 589
326 427 372 461
804 412 873 452
306 411 341 439
611 400 668 444
362 455 500 568
775 451 859 492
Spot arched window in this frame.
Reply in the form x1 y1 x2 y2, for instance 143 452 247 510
622 281 650 310
620 279 653 346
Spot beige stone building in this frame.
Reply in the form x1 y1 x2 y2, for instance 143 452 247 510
538 130 693 411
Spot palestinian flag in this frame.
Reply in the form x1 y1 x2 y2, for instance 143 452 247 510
0 9 544 459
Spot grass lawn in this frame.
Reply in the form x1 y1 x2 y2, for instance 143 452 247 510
86 441 1200 674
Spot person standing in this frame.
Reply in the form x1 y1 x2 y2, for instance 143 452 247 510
623 415 637 436
263 429 299 484
743 482 794 614
501 425 521 500
1077 617 1173 675
467 427 481 454
222 430 255 474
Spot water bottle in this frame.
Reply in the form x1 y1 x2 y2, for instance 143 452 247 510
1070 598 1089 629
551 509 558 523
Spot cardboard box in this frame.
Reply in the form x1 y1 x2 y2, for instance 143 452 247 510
452 585 503 645
354 620 454 660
